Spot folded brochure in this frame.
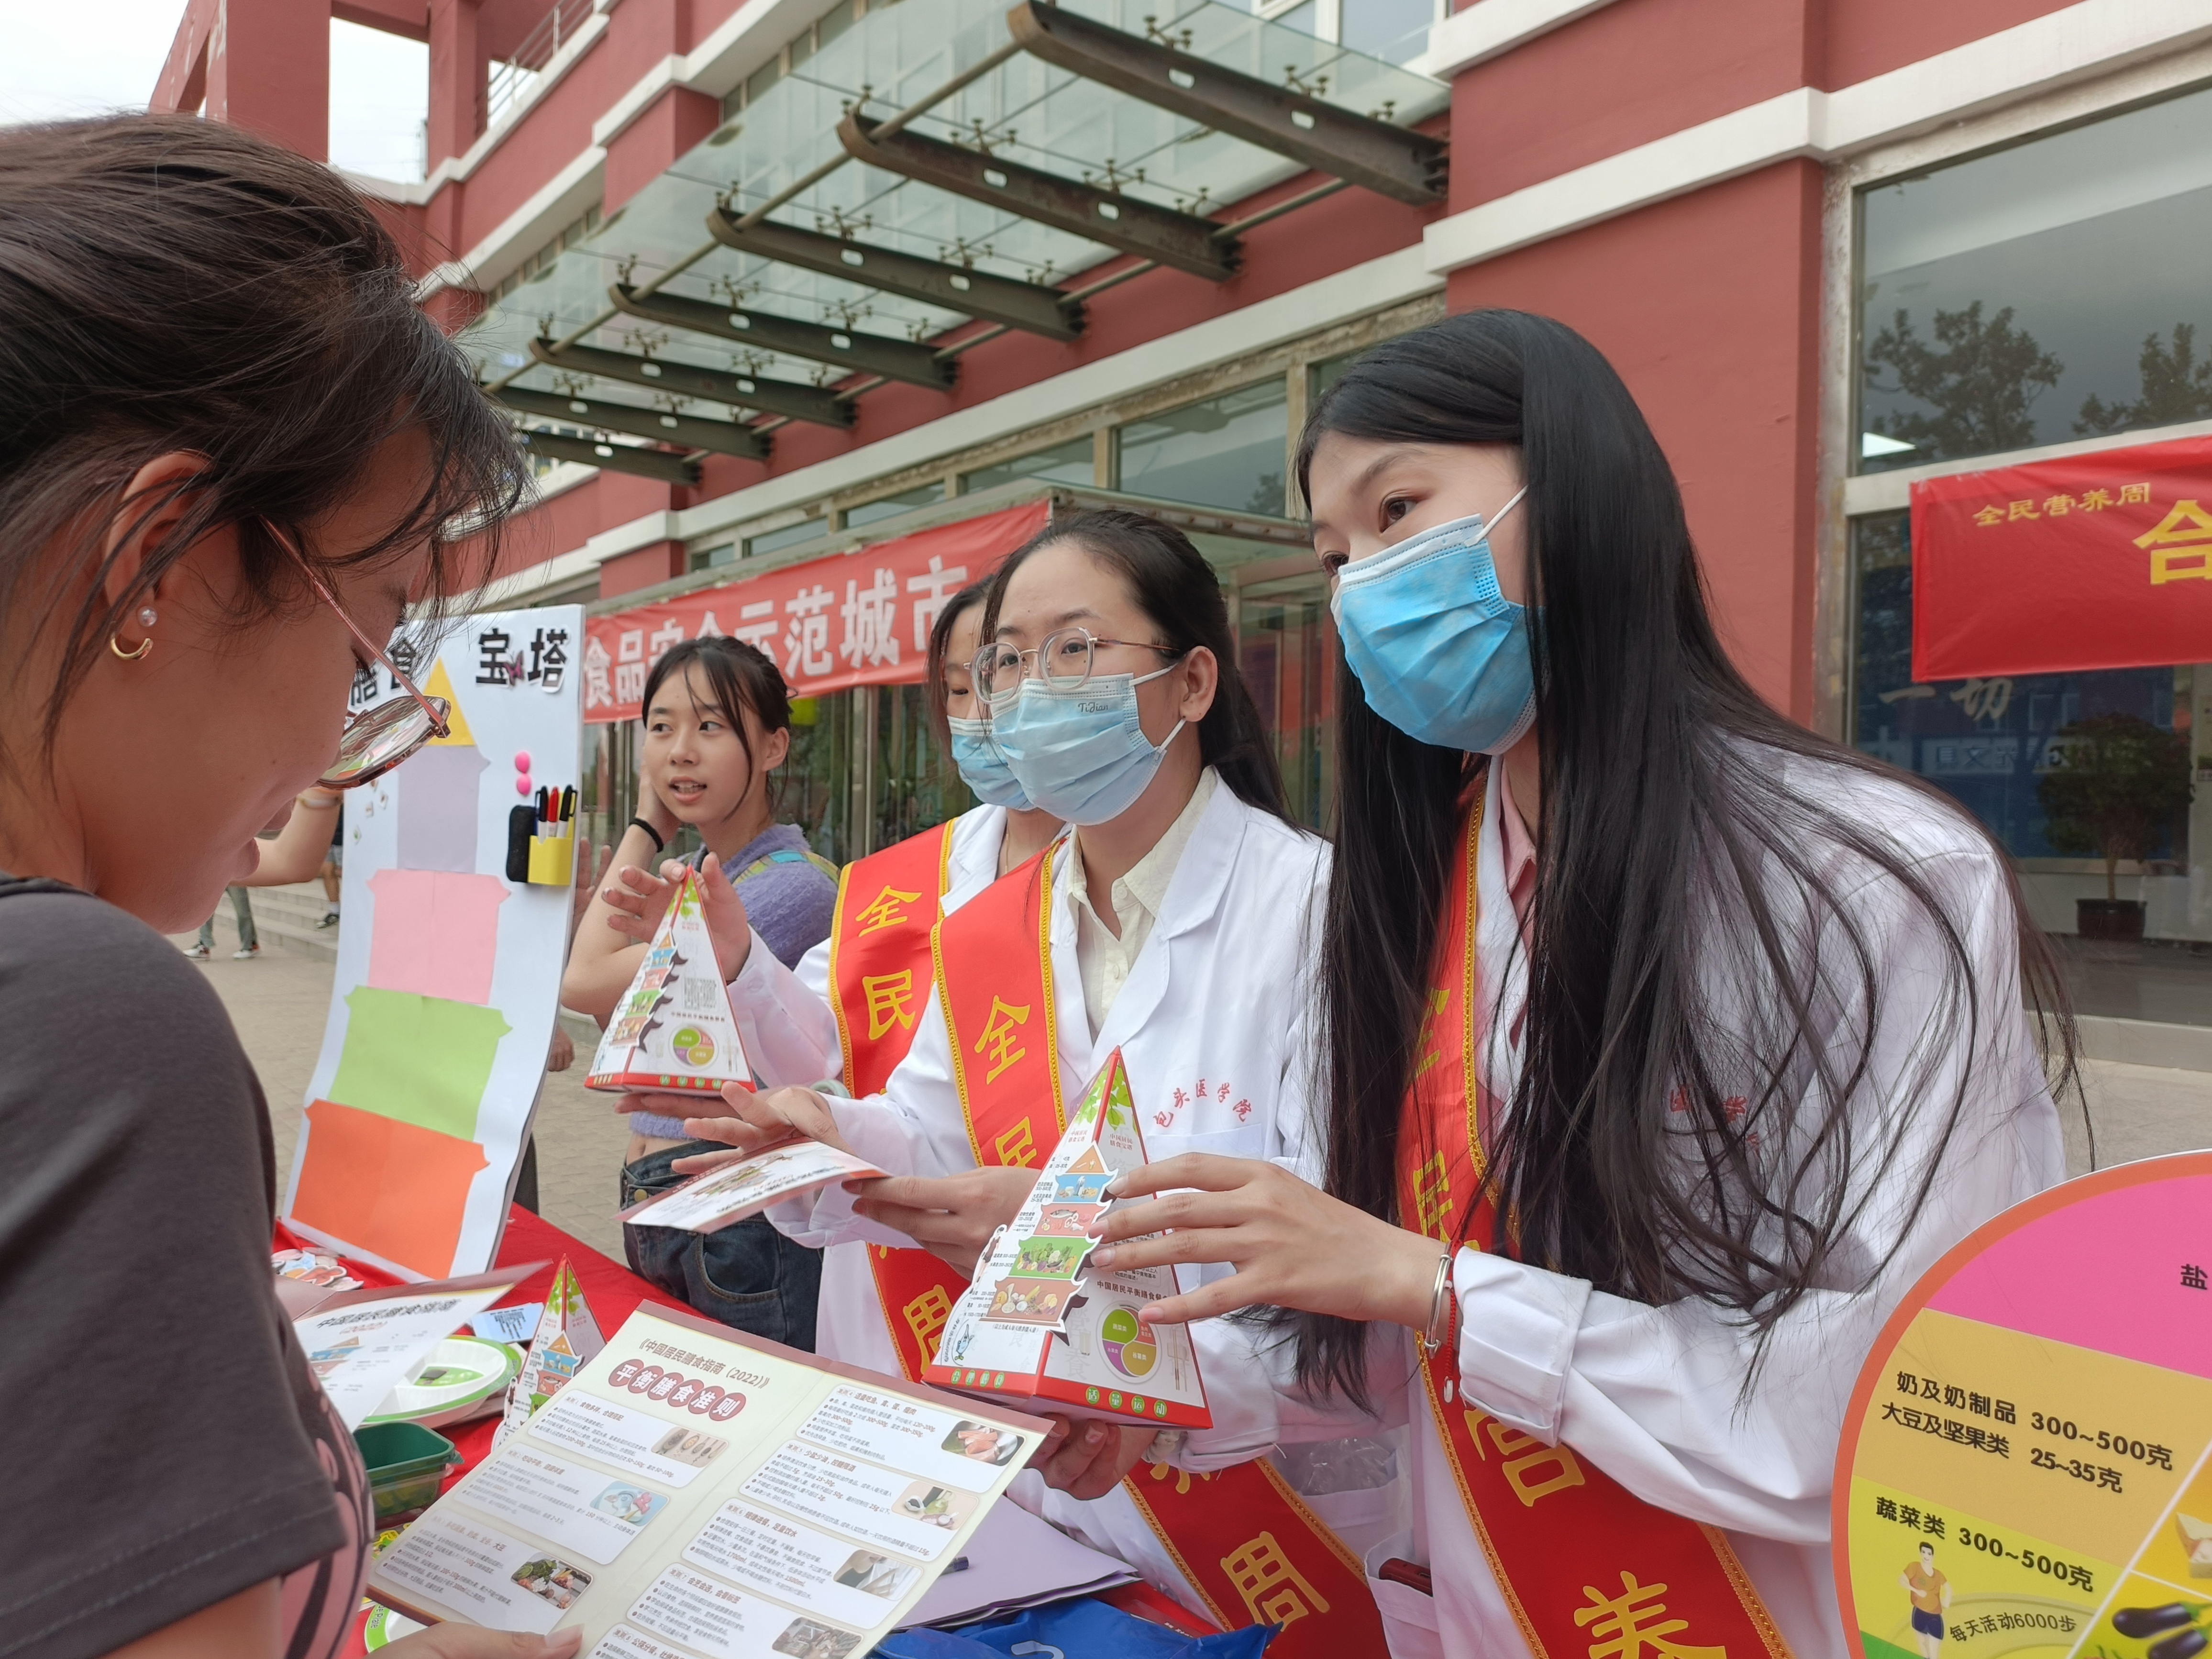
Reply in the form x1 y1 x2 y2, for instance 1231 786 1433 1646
924 1050 1211 1429
292 1264 545 1432
619 1140 888 1234
587 866 753 1095
366 1304 1048 1658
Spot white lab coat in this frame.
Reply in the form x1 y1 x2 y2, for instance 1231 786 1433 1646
736 781 1339 1615
1343 759 2066 1659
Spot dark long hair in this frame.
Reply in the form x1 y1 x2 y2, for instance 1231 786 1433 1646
0 115 525 777
983 509 1296 825
641 635 795 811
925 576 993 744
1290 311 2074 1403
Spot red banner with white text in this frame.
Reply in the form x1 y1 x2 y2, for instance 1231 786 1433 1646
1911 436 2212 681
581 502 1049 723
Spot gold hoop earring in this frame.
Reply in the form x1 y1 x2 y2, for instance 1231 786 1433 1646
110 633 153 661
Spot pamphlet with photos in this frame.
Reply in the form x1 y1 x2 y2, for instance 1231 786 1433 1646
586 868 753 1095
494 1258 607 1447
366 1305 1046 1656
923 1050 1211 1429
619 1141 890 1235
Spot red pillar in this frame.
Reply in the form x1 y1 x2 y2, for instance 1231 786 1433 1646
427 0 487 169
195 0 333 161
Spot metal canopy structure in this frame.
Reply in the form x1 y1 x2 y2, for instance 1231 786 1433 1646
469 0 1446 479
836 110 1239 280
519 429 703 484
608 284 956 388
529 338 854 427
494 385 770 459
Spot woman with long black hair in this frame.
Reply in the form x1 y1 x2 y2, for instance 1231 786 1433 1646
1088 312 2068 1659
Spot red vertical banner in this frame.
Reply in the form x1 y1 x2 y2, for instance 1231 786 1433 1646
1910 436 2212 681
580 502 1049 723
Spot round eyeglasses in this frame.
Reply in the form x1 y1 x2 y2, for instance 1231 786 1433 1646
265 523 452 789
973 628 1182 697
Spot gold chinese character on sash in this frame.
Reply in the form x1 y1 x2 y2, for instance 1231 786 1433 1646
854 883 924 934
862 969 919 1039
1412 986 1449 1079
974 996 1030 1083
2079 487 2115 511
1573 1571 1726 1659
1463 1411 1588 1506
1222 1532 1331 1630
903 1285 953 1353
2134 499 2212 585
1145 1461 1216 1496
2121 482 2152 505
994 1117 1038 1168
1412 1150 1454 1239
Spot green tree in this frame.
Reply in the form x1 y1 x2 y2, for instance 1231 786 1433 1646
1863 301 2063 458
2075 322 2212 435
2036 713 2193 900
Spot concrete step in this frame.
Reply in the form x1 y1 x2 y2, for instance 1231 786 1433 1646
193 883 340 962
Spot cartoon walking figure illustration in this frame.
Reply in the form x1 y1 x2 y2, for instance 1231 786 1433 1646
1902 1541 1950 1659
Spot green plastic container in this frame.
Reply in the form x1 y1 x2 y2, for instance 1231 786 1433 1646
354 1421 462 1525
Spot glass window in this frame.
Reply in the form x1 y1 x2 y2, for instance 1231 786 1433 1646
745 517 825 558
843 483 944 528
1311 349 1362 402
1858 86 2212 473
689 542 736 571
1238 570 1337 830
874 684 968 851
960 436 1095 494
1850 510 2212 1021
780 690 857 863
1116 378 1290 515
1341 0 1436 66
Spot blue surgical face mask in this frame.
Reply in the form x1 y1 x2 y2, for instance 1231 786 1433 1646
1330 488 1534 754
989 664 1186 826
946 715 1033 810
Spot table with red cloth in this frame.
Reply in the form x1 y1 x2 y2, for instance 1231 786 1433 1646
287 1207 1215 1655
277 1206 686 1657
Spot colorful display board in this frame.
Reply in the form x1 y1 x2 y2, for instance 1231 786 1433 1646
281 606 584 1279
1836 1154 2212 1659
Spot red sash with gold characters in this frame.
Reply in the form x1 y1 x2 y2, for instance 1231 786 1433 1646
931 841 1384 1657
1398 766 1793 1659
828 818 958 1099
865 840 1063 1384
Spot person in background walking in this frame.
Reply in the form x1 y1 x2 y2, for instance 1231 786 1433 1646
185 884 258 960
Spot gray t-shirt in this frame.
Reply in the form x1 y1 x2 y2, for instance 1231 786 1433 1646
0 876 367 1659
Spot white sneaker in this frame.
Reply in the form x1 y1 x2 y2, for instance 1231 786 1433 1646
182 943 211 960
232 945 260 960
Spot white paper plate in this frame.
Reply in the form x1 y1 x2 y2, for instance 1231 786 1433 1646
363 1336 520 1428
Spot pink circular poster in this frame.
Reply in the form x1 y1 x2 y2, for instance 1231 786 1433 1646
1836 1154 2212 1659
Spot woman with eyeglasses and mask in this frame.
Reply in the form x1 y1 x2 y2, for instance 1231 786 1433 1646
0 118 575 1659
673 512 1390 1646
582 581 1063 1352
1084 312 2071 1659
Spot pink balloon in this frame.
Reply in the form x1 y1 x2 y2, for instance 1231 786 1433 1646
513 750 531 773
515 774 533 796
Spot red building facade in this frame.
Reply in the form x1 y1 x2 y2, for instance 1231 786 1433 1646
156 0 2212 1031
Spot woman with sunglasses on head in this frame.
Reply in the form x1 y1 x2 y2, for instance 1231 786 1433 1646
1086 312 2070 1659
572 589 1062 1347
675 512 1391 1646
0 118 577 1659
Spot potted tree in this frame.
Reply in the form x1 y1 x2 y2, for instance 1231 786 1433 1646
2037 712 2193 942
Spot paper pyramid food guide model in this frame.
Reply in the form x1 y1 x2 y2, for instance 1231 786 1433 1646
586 867 753 1094
925 1050 1211 1428
492 1257 605 1447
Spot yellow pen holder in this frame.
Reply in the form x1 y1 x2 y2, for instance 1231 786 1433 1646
527 836 576 886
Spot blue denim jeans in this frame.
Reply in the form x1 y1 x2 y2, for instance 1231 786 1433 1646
620 1142 822 1351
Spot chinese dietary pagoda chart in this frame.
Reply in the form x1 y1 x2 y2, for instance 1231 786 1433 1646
1837 1155 2212 1659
